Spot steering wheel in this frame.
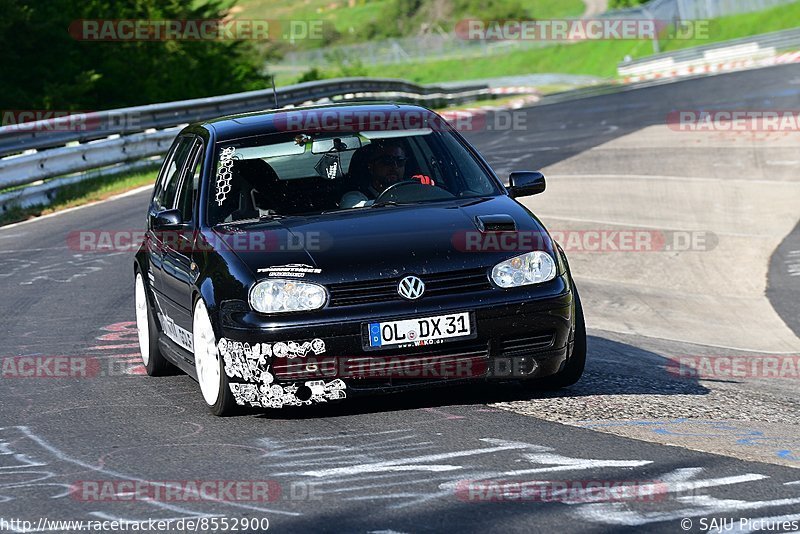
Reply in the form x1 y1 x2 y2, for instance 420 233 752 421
373 180 419 204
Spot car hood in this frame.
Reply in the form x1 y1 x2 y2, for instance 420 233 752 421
214 196 554 284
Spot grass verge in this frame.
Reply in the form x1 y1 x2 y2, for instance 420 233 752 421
235 0 585 47
279 1 800 85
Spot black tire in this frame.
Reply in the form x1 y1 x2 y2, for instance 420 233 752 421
543 283 587 389
135 271 174 376
209 361 239 417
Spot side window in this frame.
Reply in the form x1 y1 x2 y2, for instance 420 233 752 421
152 142 178 209
154 137 195 211
176 140 204 222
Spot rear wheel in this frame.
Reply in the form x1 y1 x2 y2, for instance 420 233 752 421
135 272 172 376
542 284 587 389
192 298 238 416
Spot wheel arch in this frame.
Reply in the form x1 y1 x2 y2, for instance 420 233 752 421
193 275 224 338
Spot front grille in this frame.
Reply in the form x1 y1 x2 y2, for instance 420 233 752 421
498 332 555 356
328 268 492 307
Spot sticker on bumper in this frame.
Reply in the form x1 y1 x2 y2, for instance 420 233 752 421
273 338 325 358
218 337 344 409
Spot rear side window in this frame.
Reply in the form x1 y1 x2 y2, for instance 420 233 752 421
154 137 195 211
175 140 204 222
152 142 177 209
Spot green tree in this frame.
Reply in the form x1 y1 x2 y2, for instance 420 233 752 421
609 0 649 8
0 0 268 111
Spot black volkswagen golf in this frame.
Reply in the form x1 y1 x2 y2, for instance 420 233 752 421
134 103 586 416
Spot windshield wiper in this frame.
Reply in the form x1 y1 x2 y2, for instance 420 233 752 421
370 200 399 208
371 200 419 208
259 213 285 220
218 213 285 227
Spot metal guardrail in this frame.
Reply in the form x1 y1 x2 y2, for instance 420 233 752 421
0 77 501 211
0 78 488 157
0 128 181 191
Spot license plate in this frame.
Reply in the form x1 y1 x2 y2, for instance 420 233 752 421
366 312 472 349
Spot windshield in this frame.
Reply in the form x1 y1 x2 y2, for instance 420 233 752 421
207 129 502 225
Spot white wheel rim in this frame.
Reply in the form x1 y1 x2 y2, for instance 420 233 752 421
193 300 221 406
135 274 150 366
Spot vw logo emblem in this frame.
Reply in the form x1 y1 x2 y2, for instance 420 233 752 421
398 275 425 300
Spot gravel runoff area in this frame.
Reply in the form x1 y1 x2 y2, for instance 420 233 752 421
493 330 800 467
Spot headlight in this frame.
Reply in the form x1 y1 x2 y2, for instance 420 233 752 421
249 279 328 313
491 251 556 288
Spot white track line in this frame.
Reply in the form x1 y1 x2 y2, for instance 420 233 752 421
533 213 770 238
546 174 796 185
0 184 153 232
586 326 800 355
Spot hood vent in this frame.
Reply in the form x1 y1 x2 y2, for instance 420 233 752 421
475 214 517 232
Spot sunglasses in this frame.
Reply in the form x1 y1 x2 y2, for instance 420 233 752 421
375 155 407 167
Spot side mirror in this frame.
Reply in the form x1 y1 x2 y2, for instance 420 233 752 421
507 171 546 198
151 209 183 230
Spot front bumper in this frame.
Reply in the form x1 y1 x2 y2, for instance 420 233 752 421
217 275 576 408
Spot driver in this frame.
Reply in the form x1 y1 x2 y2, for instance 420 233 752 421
340 140 433 208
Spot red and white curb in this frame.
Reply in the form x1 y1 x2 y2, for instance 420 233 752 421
489 86 541 95
438 91 541 123
775 50 800 64
620 50 800 84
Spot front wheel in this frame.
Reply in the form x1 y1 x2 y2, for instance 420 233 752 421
135 272 173 376
192 298 238 416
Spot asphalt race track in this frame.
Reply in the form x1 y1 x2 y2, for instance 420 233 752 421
1 64 799 533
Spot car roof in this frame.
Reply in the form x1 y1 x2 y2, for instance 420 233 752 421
198 102 441 142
